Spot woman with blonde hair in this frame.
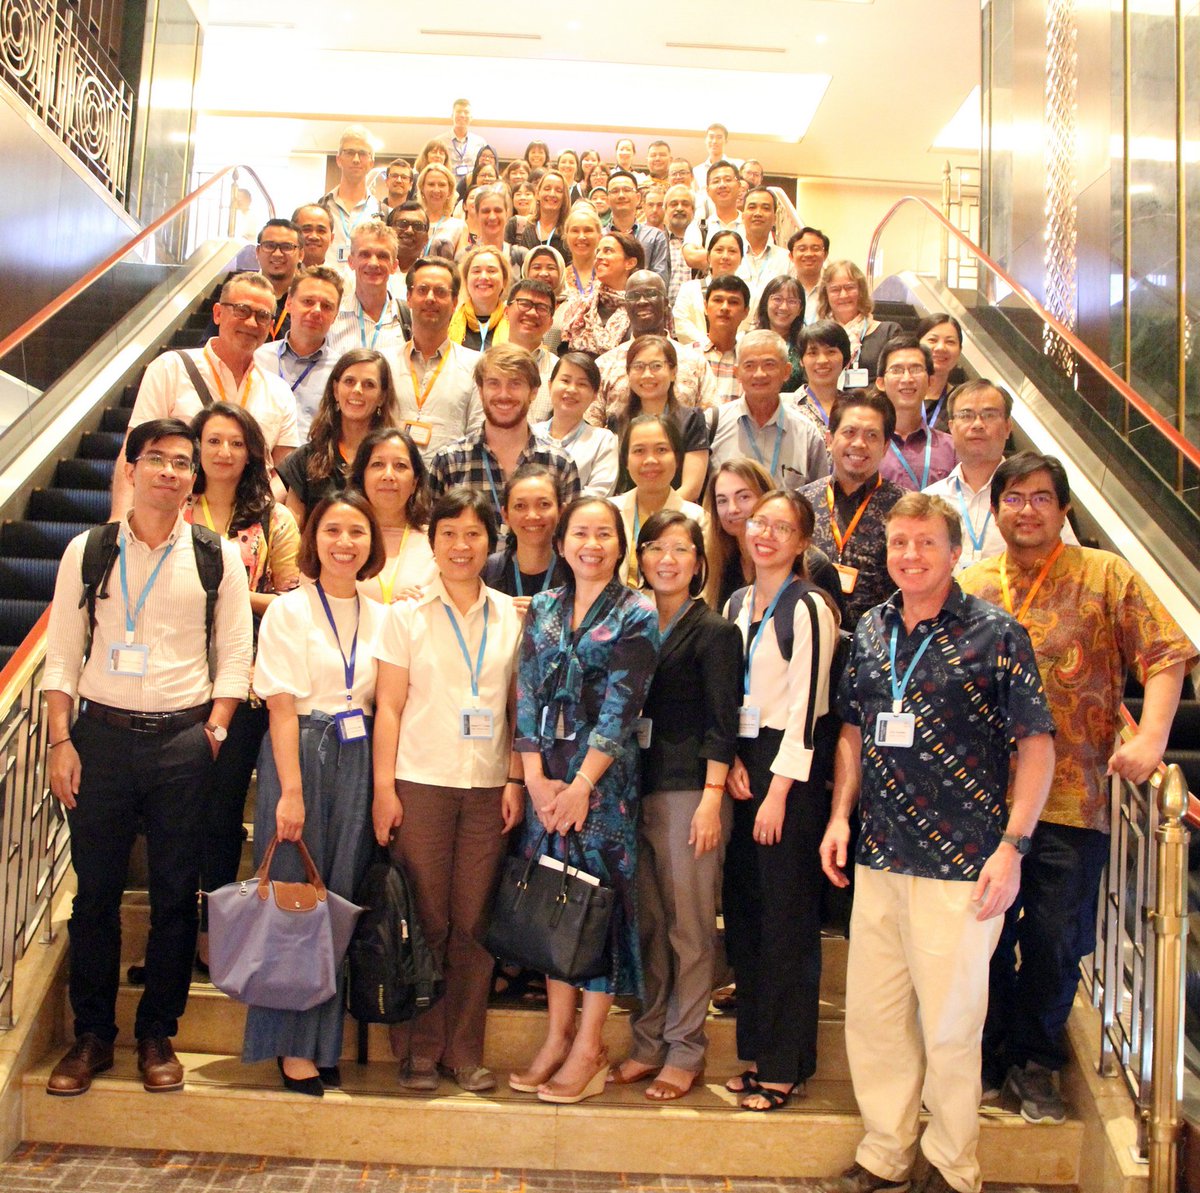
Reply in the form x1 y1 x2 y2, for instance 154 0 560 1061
416 162 466 252
814 259 901 384
516 169 569 257
449 245 513 352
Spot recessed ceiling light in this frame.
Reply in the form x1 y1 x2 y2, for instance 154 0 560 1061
419 28 540 40
665 41 785 53
815 34 829 44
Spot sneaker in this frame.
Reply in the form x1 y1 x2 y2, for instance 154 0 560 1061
1004 1060 1067 1124
815 1162 910 1193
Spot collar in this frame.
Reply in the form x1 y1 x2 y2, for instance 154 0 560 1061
891 424 930 447
281 336 326 363
703 337 737 357
406 337 450 364
416 572 490 616
881 580 966 629
122 511 187 549
832 473 882 506
736 395 786 430
948 461 1001 498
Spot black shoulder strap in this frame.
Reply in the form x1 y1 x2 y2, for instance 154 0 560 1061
173 349 215 407
727 586 746 623
78 522 122 663
190 524 225 678
798 592 824 752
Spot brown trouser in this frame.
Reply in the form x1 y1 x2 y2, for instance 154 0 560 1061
387 780 506 1069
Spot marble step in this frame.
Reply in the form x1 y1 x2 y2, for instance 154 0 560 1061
21 1048 1084 1183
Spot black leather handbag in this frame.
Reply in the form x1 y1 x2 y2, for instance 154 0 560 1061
485 830 614 983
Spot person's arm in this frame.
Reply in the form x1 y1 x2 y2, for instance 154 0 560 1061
284 487 307 531
371 660 410 845
204 697 239 759
271 445 292 470
678 449 709 503
582 431 620 499
819 723 863 888
1108 661 1187 784
647 232 671 289
109 450 133 522
209 539 253 704
691 619 742 855
265 693 305 840
46 690 82 809
501 676 524 834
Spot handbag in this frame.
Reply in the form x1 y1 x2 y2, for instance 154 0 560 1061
207 836 363 1011
485 830 614 984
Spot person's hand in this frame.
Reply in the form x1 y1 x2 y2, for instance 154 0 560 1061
1107 733 1165 786
971 846 1021 921
527 773 567 831
49 740 82 809
512 596 533 619
373 784 403 846
689 792 723 857
393 585 425 603
275 790 305 841
726 757 752 801
501 783 525 834
819 816 852 888
752 793 786 846
204 726 222 760
546 779 591 834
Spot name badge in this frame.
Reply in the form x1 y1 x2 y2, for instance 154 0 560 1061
841 367 869 389
635 717 653 749
460 708 495 739
833 563 859 594
404 420 433 447
738 704 761 739
334 708 368 742
875 711 915 748
540 706 576 741
336 245 350 263
107 643 149 676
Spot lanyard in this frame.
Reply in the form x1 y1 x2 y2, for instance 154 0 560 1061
514 553 558 597
315 580 360 705
848 316 870 367
477 315 494 352
271 308 287 339
276 342 319 393
661 597 695 642
203 345 254 407
954 477 991 555
118 532 175 644
377 526 410 604
409 348 449 412
998 541 1064 624
357 300 385 350
924 385 949 429
481 449 504 519
196 495 230 536
826 476 882 558
741 413 784 480
804 386 830 426
538 220 556 246
889 434 933 491
572 266 596 297
888 622 936 713
743 575 795 696
335 204 353 248
441 599 489 699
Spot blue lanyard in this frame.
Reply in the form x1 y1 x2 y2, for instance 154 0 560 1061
890 434 932 490
743 575 795 696
514 554 558 597
887 622 936 714
954 476 991 554
276 342 319 393
741 413 784 480
661 597 694 642
924 386 949 429
357 300 384 350
804 386 829 426
441 599 489 699
477 317 493 352
572 266 595 297
117 532 175 643
335 204 352 248
481 449 503 520
315 581 360 704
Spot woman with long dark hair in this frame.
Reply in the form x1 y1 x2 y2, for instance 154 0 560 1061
755 275 806 392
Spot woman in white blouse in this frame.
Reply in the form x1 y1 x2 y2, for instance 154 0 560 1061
243 491 388 1097
531 353 618 499
371 487 525 1094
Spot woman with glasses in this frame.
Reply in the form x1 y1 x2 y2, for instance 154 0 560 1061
755 275 807 392
605 511 741 1101
456 146 499 206
721 489 840 1112
814 260 901 385
917 313 966 430
531 353 618 499
672 230 745 347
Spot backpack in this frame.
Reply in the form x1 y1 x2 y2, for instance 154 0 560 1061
78 520 224 678
346 857 444 1058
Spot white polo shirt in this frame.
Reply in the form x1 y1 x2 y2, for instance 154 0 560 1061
386 339 483 460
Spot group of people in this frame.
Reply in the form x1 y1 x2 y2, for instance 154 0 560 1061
37 104 1197 1193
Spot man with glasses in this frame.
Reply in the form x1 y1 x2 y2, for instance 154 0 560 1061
875 336 957 493
381 158 414 217
606 170 670 288
113 273 300 517
319 125 382 265
292 204 334 268
789 227 830 324
503 279 558 422
959 452 1195 1125
682 160 745 271
386 202 431 303
447 99 486 181
252 219 304 335
45 417 252 1097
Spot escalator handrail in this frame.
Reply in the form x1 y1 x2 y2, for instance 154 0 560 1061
866 195 1200 473
0 164 276 364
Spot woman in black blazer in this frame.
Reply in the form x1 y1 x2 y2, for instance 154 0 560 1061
606 510 742 1101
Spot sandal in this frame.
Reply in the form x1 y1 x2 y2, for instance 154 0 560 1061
646 1068 704 1101
608 1060 660 1085
741 1082 798 1112
724 1069 759 1094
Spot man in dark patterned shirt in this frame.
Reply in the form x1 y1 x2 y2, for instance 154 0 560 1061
428 344 581 534
818 493 1056 1193
799 390 905 632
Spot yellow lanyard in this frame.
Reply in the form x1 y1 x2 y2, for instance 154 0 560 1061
203 345 255 408
377 527 410 604
196 495 230 536
826 476 882 558
998 541 1064 624
408 350 449 412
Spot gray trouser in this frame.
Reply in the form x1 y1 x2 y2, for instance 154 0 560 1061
629 788 730 1071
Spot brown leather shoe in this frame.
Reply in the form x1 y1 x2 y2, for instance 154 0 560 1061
47 1034 115 1096
137 1037 184 1092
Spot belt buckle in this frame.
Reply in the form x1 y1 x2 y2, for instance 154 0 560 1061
128 711 164 734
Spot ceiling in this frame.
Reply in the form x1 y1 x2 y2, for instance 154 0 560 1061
197 0 980 186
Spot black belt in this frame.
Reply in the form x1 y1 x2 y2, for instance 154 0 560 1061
79 700 210 735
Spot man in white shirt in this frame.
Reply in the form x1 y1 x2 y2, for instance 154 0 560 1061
504 279 558 423
737 188 790 308
692 122 743 190
606 170 670 288
319 125 382 266
255 266 344 441
447 98 486 181
292 204 333 269
790 227 830 324
113 273 300 517
390 258 483 459
710 330 829 488
683 160 745 270
327 223 408 357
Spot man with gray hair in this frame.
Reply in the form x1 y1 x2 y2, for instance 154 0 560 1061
708 330 828 488
319 125 382 265
663 184 695 306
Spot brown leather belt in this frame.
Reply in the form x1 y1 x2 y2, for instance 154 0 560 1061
79 700 210 735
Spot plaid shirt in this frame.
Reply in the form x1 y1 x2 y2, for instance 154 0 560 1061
697 338 742 405
666 234 690 306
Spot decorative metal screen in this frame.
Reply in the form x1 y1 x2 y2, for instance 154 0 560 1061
0 0 133 200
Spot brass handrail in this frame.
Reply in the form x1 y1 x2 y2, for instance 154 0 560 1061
865 195 1200 474
0 163 276 363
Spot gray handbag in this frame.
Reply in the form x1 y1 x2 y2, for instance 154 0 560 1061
207 836 363 1011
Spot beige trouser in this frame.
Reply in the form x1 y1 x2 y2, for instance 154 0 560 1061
845 866 1003 1193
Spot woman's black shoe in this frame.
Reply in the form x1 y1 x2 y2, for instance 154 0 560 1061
317 1065 341 1088
277 1057 323 1097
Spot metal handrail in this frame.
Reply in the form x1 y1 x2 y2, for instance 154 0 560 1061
865 195 1200 475
0 163 276 364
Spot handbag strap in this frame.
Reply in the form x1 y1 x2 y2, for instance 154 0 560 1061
521 827 587 901
255 835 328 901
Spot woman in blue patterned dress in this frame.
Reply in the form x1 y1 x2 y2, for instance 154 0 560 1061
508 497 660 1104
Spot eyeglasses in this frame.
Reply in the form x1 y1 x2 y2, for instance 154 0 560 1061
629 360 669 375
137 452 196 473
745 517 799 540
884 364 929 378
624 290 662 303
510 297 553 317
410 284 453 300
394 219 428 233
258 241 300 255
949 408 1007 424
640 542 697 559
826 283 859 296
999 492 1059 511
220 301 275 327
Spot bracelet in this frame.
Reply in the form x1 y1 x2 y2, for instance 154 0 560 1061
48 738 71 749
703 782 725 792
506 777 525 787
577 772 595 794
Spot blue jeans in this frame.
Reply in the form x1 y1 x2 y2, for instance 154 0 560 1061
983 820 1110 1074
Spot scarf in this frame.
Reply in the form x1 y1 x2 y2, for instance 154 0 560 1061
561 284 630 356
448 298 509 348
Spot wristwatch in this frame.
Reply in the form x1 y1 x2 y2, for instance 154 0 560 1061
1000 832 1032 855
205 722 229 743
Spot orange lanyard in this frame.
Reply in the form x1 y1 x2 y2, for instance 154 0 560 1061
998 541 1064 624
203 345 255 408
408 349 449 412
826 476 882 558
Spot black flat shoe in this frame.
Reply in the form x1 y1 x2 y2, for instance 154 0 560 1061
277 1057 323 1097
317 1065 341 1088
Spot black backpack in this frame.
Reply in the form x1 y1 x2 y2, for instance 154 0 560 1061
78 520 224 678
347 857 443 1056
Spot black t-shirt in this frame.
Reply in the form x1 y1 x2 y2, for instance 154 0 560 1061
276 442 349 513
